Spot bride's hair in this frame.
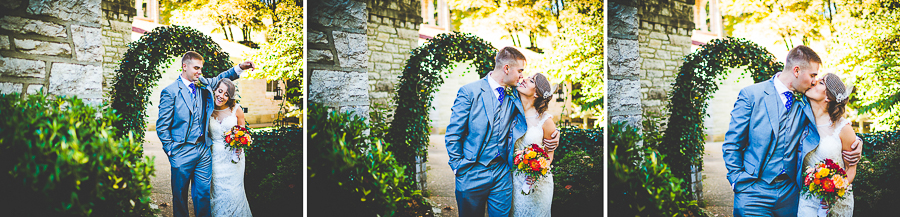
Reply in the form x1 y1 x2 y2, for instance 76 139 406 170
215 78 236 108
823 73 849 127
533 73 553 115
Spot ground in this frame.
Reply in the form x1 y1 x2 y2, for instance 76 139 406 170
703 141 735 217
426 134 458 217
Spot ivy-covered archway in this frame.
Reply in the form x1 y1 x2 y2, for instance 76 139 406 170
110 25 234 142
660 37 783 181
386 32 497 182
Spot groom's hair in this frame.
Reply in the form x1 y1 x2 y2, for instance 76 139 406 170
494 47 526 70
783 45 822 72
182 51 204 64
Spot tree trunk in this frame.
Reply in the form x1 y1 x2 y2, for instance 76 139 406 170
219 22 230 41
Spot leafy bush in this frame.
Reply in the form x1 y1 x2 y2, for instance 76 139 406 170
853 130 900 216
0 93 155 216
552 127 603 216
307 103 429 217
246 126 302 216
608 122 707 217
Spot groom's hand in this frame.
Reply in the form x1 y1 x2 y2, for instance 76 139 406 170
239 61 255 70
843 136 863 166
542 129 560 151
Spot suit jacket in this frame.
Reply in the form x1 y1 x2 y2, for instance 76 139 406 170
722 78 819 192
445 76 527 175
157 67 241 156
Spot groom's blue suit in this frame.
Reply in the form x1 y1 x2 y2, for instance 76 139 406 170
446 76 527 217
157 67 240 217
723 77 819 217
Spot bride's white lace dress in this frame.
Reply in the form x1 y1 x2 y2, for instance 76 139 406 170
511 113 553 217
798 118 853 217
208 105 252 216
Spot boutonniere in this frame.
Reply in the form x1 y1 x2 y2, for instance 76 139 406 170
792 92 804 104
193 81 206 89
504 87 517 99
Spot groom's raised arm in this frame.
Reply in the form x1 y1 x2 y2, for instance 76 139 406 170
446 87 472 174
723 89 754 190
205 61 254 87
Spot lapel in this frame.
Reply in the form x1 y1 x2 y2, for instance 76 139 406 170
178 78 195 113
512 89 526 118
764 79 781 135
480 77 497 125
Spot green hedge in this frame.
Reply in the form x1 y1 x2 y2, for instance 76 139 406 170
307 103 428 217
246 126 302 216
552 127 603 216
608 122 706 217
853 130 900 216
0 93 155 216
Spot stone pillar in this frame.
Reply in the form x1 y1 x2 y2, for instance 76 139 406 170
608 0 643 131
102 0 136 98
0 0 133 104
308 0 370 118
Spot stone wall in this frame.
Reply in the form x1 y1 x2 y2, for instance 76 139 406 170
308 0 371 118
638 0 694 127
365 0 420 116
101 0 135 97
0 0 133 104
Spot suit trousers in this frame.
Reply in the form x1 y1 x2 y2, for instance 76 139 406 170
455 160 512 217
734 178 799 217
169 141 212 217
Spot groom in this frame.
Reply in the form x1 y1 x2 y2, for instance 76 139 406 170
446 46 559 217
722 45 862 217
156 51 253 217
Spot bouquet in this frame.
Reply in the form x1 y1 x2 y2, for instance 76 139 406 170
223 125 253 163
802 158 850 216
513 143 551 195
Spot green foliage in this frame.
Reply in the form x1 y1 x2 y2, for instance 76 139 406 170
388 32 496 186
308 103 429 217
663 37 780 183
449 0 552 48
110 25 233 143
608 122 707 217
551 127 603 216
539 0 604 118
245 126 302 216
247 4 304 122
0 93 155 216
853 130 900 216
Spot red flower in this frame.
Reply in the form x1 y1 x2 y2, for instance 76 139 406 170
825 158 833 165
239 136 249 145
822 178 835 193
514 155 522 165
565 185 572 190
530 161 541 171
225 135 233 143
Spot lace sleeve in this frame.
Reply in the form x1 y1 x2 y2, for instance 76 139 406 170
232 104 241 115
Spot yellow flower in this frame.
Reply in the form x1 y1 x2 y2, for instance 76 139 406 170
838 189 845 197
526 151 537 159
538 158 548 168
816 168 830 179
518 162 525 170
236 131 245 137
809 183 815 192
541 168 547 175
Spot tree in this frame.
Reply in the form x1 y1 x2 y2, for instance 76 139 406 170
247 3 303 121
449 0 553 49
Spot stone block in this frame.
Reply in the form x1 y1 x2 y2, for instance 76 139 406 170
308 70 369 104
374 62 391 71
670 35 693 46
27 0 101 23
397 28 418 39
0 35 8 50
0 16 67 37
384 43 398 53
309 30 328 44
609 114 642 132
642 59 666 70
608 79 642 114
333 31 368 68
377 25 396 34
608 38 641 77
0 56 45 78
14 38 71 56
648 39 662 49
657 50 671 59
308 49 334 63
311 0 367 29
370 51 391 63
49 63 102 98
0 82 23 94
26 84 43 94
339 105 369 119
649 31 669 40
609 3 639 36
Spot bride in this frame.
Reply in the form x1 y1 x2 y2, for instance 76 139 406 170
511 73 558 217
208 78 252 216
798 73 856 217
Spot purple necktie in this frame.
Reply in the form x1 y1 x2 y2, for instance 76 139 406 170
496 87 505 103
783 91 794 111
189 83 197 98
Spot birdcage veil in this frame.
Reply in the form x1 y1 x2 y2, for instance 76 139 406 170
823 73 852 103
